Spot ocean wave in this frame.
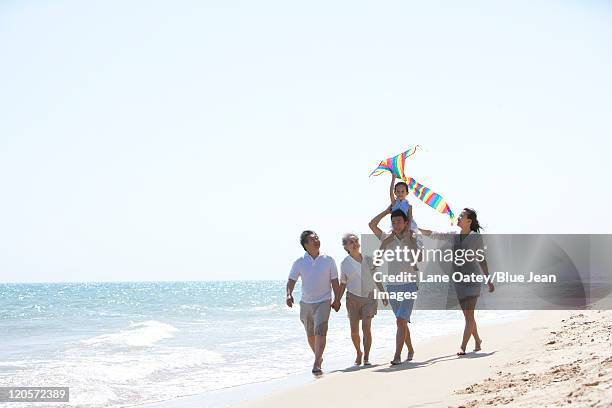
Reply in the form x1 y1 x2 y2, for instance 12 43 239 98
0 346 228 407
81 320 178 348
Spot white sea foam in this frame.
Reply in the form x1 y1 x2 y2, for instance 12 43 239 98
81 320 178 347
0 346 228 407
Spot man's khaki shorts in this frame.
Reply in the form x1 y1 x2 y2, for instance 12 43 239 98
346 291 377 321
299 300 331 336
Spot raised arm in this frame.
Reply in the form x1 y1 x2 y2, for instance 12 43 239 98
368 206 391 239
389 173 396 205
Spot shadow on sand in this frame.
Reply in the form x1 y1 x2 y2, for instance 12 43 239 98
316 351 496 377
373 351 497 373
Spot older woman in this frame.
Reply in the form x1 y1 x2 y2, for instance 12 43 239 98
337 233 387 366
419 208 495 356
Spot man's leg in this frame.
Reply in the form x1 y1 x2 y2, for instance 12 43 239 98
362 318 372 364
393 318 407 364
314 335 326 370
301 302 316 354
307 335 315 354
312 301 331 373
404 324 415 359
349 316 363 365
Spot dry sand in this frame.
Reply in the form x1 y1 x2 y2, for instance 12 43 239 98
455 310 612 407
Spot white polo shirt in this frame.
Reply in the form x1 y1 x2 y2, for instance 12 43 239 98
289 252 338 304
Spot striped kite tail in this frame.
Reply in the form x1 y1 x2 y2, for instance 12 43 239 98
406 177 456 224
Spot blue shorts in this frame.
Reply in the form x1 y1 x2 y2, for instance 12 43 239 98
387 282 418 322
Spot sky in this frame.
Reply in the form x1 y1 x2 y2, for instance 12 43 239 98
1 0 611 282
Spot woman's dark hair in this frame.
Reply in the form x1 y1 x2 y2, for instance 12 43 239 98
463 208 483 232
390 209 408 222
394 182 409 193
300 230 316 250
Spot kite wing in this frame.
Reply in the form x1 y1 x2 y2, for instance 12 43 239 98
369 146 421 178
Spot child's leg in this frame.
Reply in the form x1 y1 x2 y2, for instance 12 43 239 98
412 222 424 263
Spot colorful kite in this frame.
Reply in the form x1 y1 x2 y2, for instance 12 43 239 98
370 147 457 224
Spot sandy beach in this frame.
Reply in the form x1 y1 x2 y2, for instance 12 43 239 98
235 308 612 408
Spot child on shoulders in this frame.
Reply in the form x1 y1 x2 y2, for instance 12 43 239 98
389 174 423 258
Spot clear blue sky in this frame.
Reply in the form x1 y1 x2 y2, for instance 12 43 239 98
1 0 611 282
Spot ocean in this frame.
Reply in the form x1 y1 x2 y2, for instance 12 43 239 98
0 281 527 407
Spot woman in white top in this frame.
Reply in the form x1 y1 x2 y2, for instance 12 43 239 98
420 208 495 356
338 233 388 366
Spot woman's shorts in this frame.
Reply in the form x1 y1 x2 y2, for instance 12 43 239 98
346 292 377 321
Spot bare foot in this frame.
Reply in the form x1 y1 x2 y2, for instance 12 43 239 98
474 339 482 352
405 350 414 361
312 358 323 375
390 355 402 365
363 354 370 366
457 347 466 356
355 351 363 366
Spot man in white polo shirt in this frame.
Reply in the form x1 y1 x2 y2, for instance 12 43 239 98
286 230 341 375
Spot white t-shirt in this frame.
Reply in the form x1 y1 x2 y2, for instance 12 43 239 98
289 253 338 303
340 254 375 297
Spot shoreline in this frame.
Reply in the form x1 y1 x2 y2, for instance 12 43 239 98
234 310 566 408
139 310 534 408
140 307 612 408
234 309 612 408
137 371 315 408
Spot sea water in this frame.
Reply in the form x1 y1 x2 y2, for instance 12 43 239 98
0 281 527 407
